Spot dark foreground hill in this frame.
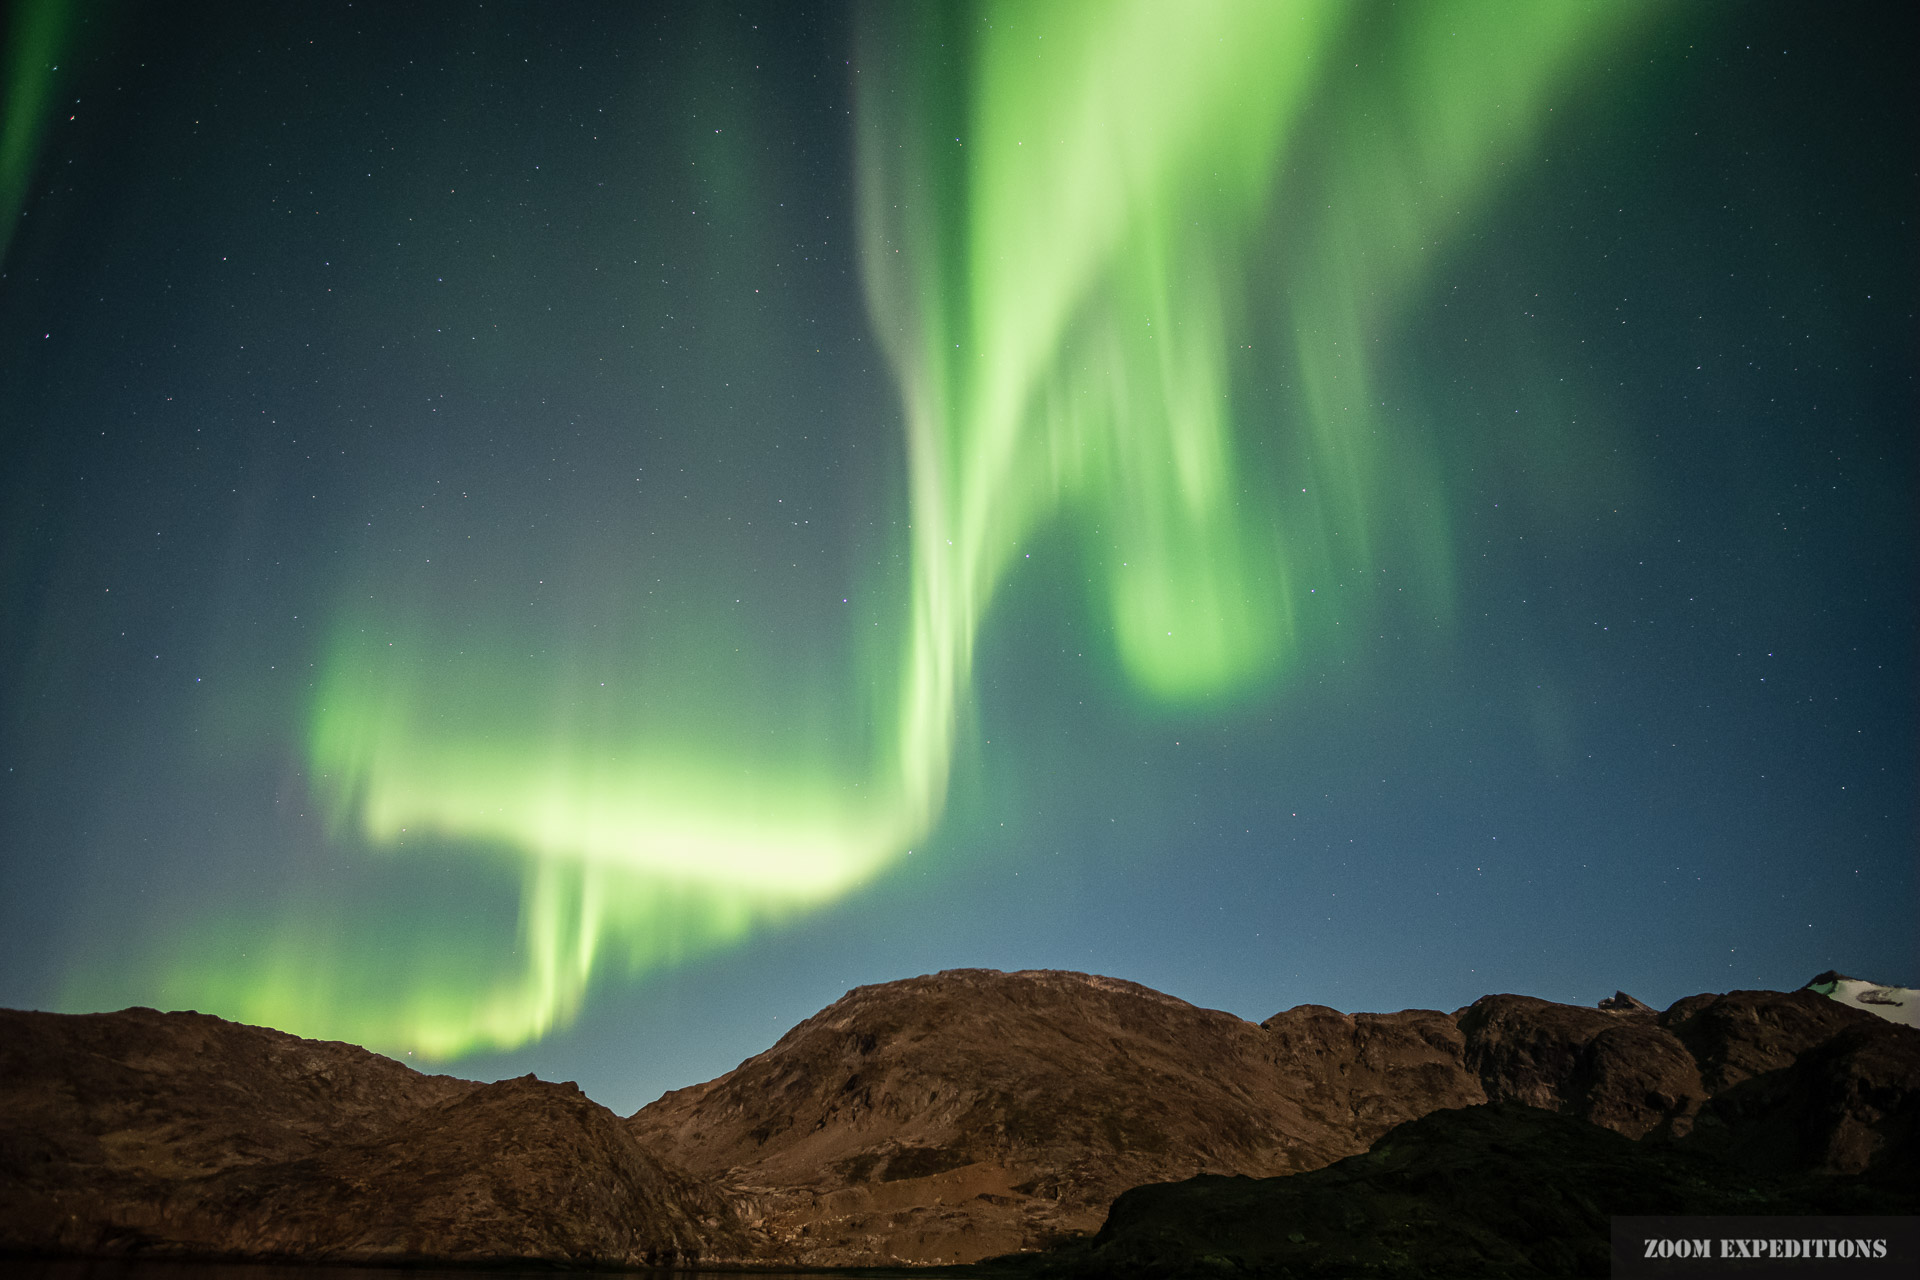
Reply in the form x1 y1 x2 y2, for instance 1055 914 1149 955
1016 1102 1916 1280
1 970 1914 1268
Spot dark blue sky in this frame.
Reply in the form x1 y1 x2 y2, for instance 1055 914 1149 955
1 0 1911 1113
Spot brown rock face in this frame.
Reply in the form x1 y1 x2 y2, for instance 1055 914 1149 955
0 1005 475 1179
628 971 1918 1266
628 971 1502 1266
1458 994 1706 1138
6 972 1913 1270
177 1075 747 1263
1661 988 1870 1093
1258 1004 1486 1139
1675 1015 1920 1178
0 1007 745 1265
630 969 1366 1265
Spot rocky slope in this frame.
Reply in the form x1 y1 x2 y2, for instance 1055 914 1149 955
630 968 1394 1264
628 970 1919 1266
3 971 1912 1268
0 1006 746 1265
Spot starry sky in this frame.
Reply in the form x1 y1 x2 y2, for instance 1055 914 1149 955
1 0 1912 1113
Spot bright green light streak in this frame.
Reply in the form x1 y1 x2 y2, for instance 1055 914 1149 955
135 0 1654 1057
140 861 773 1057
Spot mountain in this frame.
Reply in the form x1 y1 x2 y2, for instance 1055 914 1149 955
625 970 1918 1265
0 1006 746 1265
627 969 1496 1264
1808 970 1919 1028
1 970 1913 1268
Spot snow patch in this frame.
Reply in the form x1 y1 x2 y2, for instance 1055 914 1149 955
1806 974 1918 1029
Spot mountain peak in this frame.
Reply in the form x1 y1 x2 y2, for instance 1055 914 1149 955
1807 972 1918 1028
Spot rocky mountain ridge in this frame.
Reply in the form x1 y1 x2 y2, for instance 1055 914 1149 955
2 969 1914 1268
628 969 1917 1264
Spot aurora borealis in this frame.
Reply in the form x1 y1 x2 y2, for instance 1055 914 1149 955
1 1 1913 1111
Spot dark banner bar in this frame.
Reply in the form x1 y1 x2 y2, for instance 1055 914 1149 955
1613 1217 1919 1278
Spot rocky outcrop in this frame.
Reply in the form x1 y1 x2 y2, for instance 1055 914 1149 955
1598 991 1654 1013
1257 1004 1487 1140
628 969 1359 1265
0 1005 476 1177
0 1007 746 1265
1662 988 1874 1094
1677 1016 1920 1178
1458 993 1706 1138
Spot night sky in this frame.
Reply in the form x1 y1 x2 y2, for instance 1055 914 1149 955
1 0 1912 1115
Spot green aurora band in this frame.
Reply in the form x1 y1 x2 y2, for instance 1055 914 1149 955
129 0 1657 1057
0 0 69 268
